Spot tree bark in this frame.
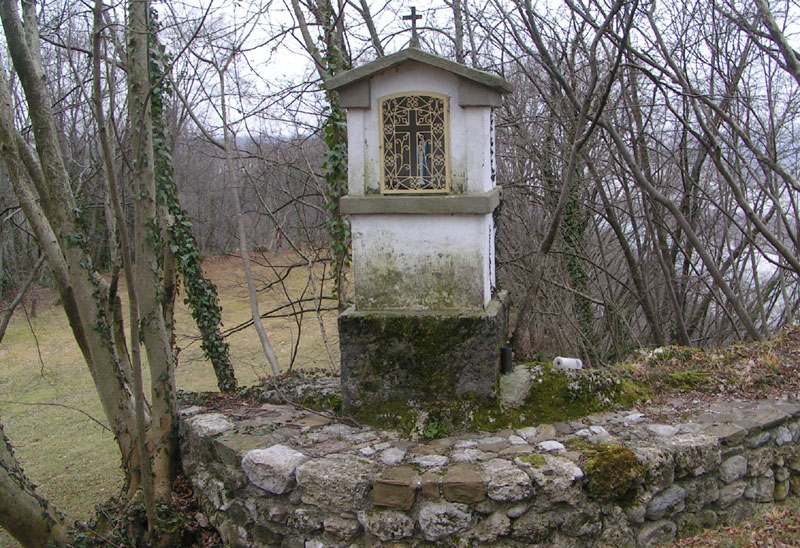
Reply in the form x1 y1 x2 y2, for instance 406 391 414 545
0 16 141 485
126 0 177 503
0 420 69 547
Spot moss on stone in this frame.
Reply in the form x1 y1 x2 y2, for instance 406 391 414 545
666 370 712 391
301 392 343 413
582 444 643 504
356 398 420 435
564 438 592 451
352 362 648 438
516 454 547 468
507 362 649 426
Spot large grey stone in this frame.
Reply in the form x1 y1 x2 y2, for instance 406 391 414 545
719 455 747 484
483 458 533 502
718 481 747 507
775 426 793 446
746 431 771 448
633 446 675 492
538 440 566 452
718 500 757 525
188 413 235 437
701 423 747 445
412 454 449 468
681 476 719 512
499 366 534 409
647 424 678 437
241 445 309 494
450 448 485 463
472 512 510 543
295 454 376 512
516 426 539 440
358 510 414 541
417 502 472 541
645 485 686 520
744 474 775 502
380 447 406 466
637 520 677 547
511 508 553 543
526 454 584 504
662 434 720 477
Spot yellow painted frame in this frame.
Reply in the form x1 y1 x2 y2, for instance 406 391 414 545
378 92 451 195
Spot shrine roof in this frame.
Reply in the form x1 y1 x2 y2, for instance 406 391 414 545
326 47 513 95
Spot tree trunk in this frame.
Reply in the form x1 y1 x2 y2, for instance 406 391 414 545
0 419 69 548
0 15 141 488
126 0 177 502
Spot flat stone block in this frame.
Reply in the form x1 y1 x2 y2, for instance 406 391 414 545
241 445 309 494
702 423 747 446
442 464 486 503
718 480 746 507
214 433 274 466
373 466 418 510
295 454 376 512
339 293 506 414
420 471 441 499
187 413 235 438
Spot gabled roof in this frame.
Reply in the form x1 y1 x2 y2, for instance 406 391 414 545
326 47 513 94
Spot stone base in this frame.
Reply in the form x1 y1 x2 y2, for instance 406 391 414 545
338 292 507 415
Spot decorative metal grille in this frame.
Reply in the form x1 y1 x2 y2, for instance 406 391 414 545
380 93 449 193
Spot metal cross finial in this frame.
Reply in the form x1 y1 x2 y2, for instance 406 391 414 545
403 6 422 48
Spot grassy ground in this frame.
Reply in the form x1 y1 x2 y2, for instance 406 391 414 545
668 496 800 547
0 252 338 548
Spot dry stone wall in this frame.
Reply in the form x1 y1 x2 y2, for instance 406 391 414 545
180 397 800 547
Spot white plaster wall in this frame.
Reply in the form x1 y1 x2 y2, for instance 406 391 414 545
351 214 492 310
346 108 366 196
345 62 493 195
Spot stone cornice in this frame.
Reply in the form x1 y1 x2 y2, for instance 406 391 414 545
341 187 500 215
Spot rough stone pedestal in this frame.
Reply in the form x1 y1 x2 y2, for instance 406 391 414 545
339 292 507 416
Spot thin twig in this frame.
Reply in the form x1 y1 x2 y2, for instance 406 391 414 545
21 302 45 376
267 380 361 428
0 400 112 433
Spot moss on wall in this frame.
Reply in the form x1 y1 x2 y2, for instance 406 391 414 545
346 362 648 438
582 444 644 504
356 249 483 310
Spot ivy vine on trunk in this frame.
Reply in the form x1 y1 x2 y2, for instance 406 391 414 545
149 11 237 393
